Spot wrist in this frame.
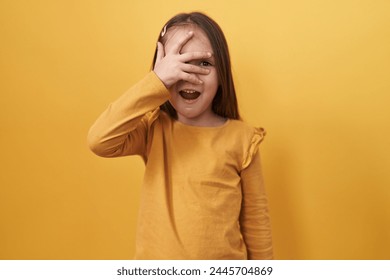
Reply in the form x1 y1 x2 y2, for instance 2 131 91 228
153 70 172 89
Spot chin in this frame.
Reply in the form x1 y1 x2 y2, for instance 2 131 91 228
176 110 201 120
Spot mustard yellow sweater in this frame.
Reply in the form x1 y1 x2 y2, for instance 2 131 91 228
88 72 273 260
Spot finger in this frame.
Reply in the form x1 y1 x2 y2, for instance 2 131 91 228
168 31 194 54
179 72 203 85
181 63 210 75
155 42 165 64
179 51 212 63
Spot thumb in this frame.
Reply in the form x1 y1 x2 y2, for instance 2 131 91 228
156 42 165 64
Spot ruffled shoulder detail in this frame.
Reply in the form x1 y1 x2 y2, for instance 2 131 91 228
143 108 162 162
146 107 160 129
241 127 266 170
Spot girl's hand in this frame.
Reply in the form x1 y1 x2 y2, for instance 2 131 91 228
153 31 212 88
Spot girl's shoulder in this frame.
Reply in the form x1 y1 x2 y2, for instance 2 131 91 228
227 119 266 170
227 119 266 140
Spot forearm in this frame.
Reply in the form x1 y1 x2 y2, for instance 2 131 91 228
87 71 169 157
240 193 273 260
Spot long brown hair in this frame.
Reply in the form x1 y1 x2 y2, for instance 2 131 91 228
151 12 241 120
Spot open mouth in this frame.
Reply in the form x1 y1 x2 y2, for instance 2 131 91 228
179 89 201 100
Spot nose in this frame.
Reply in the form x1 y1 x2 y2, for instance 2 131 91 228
179 74 202 86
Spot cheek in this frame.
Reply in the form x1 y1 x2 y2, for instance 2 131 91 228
205 71 219 90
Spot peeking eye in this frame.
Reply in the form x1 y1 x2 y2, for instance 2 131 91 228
200 61 212 67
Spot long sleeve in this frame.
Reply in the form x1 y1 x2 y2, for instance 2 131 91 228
239 150 273 260
87 71 170 158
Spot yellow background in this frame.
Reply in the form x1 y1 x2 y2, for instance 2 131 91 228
1 0 389 259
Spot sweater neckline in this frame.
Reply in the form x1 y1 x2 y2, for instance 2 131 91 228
173 118 231 130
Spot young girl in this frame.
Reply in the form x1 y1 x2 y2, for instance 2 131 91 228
88 12 273 260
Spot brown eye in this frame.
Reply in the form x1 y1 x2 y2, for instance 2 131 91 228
200 61 212 67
